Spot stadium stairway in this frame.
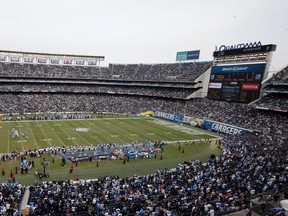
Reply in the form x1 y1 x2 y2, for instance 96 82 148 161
19 186 30 215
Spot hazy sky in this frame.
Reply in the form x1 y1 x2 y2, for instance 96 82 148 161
0 0 287 71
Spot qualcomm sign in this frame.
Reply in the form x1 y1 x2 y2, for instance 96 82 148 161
218 41 262 51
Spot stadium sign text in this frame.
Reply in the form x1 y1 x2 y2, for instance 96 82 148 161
203 120 252 135
218 41 262 51
211 123 242 135
154 111 175 121
222 66 249 72
242 83 260 91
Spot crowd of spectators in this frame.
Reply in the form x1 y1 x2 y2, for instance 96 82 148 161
26 127 287 215
252 65 288 115
0 93 179 115
0 83 196 99
266 65 288 83
0 181 25 215
254 93 288 111
0 61 211 82
0 62 104 79
108 62 211 82
262 85 288 93
258 65 288 111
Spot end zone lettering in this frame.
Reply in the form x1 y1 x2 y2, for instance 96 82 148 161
211 123 242 135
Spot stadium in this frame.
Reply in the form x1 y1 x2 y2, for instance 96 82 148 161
0 40 287 216
2 3 288 216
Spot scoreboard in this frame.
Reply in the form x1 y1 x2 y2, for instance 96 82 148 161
207 63 266 103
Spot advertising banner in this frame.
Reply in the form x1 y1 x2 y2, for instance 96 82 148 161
241 83 260 91
176 50 200 61
176 52 188 61
154 110 176 121
204 120 252 135
211 63 266 74
153 110 204 127
182 116 204 127
187 50 200 60
151 110 253 135
209 83 222 89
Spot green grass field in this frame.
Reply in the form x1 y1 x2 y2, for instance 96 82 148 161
0 117 221 184
0 117 218 152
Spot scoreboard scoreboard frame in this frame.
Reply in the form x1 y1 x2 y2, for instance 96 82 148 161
207 63 266 103
207 43 276 103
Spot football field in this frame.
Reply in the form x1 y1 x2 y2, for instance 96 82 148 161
0 117 222 184
0 117 218 153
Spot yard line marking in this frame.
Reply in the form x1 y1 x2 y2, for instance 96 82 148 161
111 135 119 138
129 134 138 137
94 122 143 142
27 122 40 150
43 121 67 147
45 121 79 146
17 122 25 152
61 121 91 145
36 121 53 147
7 122 11 153
81 119 115 143
92 120 134 143
16 140 27 143
42 139 53 142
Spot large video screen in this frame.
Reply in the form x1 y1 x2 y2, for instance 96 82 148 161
207 63 266 103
